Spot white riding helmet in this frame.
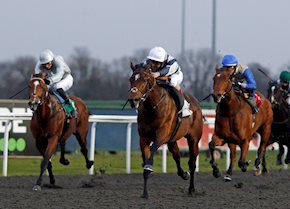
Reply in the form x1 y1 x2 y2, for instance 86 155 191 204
39 49 54 64
147 47 167 63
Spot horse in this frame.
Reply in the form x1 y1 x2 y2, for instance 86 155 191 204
267 83 290 165
128 63 203 198
28 72 94 191
209 67 273 180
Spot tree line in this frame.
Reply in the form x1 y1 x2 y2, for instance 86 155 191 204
0 47 283 101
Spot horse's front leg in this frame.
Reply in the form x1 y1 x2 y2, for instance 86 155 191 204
33 136 59 191
209 134 225 178
238 140 250 172
224 143 237 182
167 141 190 180
140 138 161 199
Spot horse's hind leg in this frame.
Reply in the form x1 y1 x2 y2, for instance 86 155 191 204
186 137 199 195
254 127 271 176
167 141 189 180
59 141 70 166
276 143 284 166
74 131 94 169
285 144 290 164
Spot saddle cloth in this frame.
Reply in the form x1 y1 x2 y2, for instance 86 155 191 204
254 93 263 107
51 90 76 114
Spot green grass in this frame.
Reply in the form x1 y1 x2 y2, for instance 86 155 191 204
0 150 287 176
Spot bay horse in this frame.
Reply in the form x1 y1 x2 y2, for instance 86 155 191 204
267 83 290 165
129 63 203 198
209 67 273 180
28 72 94 191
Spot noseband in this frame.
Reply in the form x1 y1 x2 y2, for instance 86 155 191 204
214 74 233 102
29 78 48 106
130 74 156 103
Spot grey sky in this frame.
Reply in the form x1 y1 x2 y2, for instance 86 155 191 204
1 0 289 75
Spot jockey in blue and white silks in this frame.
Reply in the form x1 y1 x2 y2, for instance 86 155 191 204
141 46 192 117
221 54 259 113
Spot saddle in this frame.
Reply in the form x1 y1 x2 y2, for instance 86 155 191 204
156 80 184 112
51 90 77 118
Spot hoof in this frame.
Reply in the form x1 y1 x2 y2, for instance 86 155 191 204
253 168 261 176
262 170 269 176
179 171 190 180
188 187 195 196
213 168 221 178
59 158 70 166
141 193 148 199
86 161 94 169
32 185 41 191
276 159 283 166
223 175 232 182
143 164 153 172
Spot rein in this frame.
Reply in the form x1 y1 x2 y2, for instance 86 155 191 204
130 76 165 108
30 77 64 122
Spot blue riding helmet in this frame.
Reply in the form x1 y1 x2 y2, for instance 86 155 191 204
222 54 238 67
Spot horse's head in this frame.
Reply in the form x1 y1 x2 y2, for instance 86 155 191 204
128 62 156 108
212 67 233 103
28 72 49 111
268 83 285 105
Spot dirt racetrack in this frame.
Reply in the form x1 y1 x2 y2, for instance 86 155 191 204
0 170 289 209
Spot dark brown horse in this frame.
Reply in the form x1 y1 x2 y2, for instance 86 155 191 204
267 83 290 165
209 67 273 179
129 63 203 198
28 73 93 191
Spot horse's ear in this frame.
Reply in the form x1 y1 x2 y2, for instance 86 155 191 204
215 64 220 74
31 72 35 78
40 71 46 79
130 62 136 71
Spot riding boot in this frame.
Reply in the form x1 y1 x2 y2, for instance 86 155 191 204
56 88 77 118
181 99 192 117
247 96 259 114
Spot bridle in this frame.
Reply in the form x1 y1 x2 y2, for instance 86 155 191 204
28 77 48 111
269 85 289 125
129 70 165 109
213 73 233 103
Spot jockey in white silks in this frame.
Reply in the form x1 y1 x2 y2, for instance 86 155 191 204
34 49 76 117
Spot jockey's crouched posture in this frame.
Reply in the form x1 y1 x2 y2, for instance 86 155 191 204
271 70 290 108
34 49 77 118
141 46 192 117
221 54 259 113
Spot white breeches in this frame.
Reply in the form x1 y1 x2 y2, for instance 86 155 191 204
51 74 73 91
169 71 183 88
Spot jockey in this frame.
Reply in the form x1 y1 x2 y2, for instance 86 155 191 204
277 70 290 107
141 46 192 117
221 54 259 113
34 49 76 117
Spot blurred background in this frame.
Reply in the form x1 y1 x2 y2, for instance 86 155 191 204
1 0 290 100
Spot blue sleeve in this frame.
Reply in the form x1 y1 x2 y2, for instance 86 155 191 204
243 68 256 90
